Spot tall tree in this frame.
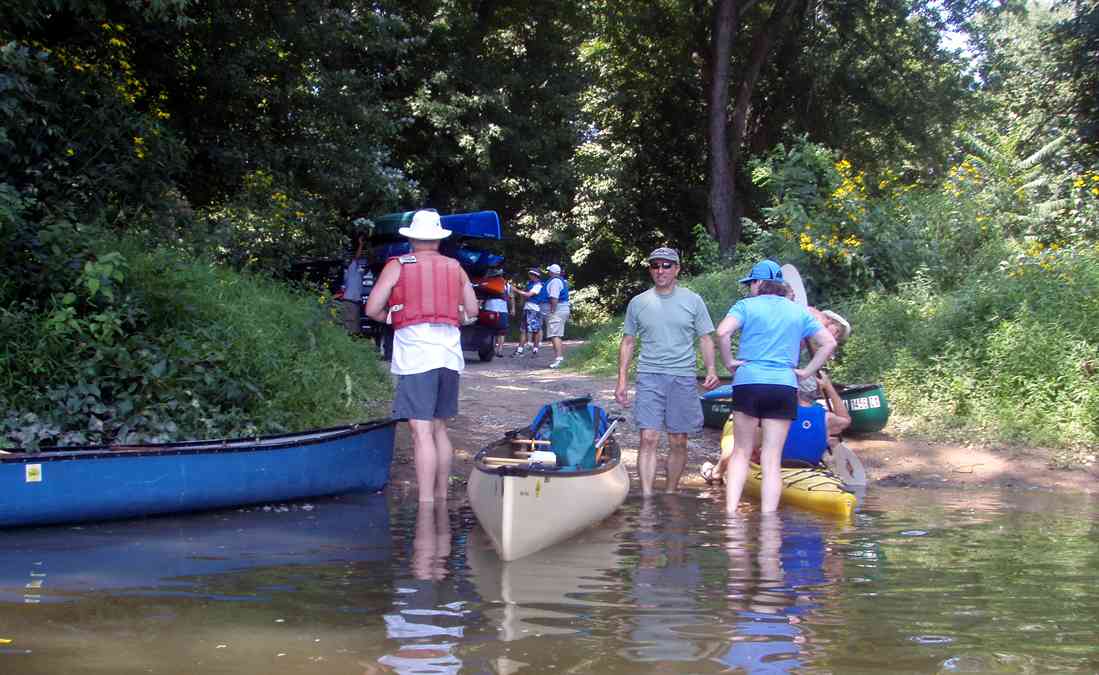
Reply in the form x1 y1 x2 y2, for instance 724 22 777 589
1053 0 1099 152
705 0 799 252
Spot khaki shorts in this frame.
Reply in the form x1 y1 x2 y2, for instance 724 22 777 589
544 307 570 339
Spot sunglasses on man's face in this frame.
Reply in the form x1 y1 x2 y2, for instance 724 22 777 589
649 261 676 270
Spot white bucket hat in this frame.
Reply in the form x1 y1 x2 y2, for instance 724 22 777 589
820 310 851 341
398 210 451 240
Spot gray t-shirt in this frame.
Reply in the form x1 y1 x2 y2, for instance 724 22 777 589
623 286 715 376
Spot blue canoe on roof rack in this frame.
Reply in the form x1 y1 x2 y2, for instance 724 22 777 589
0 421 396 528
370 210 502 240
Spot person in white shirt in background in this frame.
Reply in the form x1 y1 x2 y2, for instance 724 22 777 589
510 268 544 357
542 263 571 369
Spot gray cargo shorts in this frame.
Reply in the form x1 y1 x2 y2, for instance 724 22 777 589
634 372 703 434
392 367 460 421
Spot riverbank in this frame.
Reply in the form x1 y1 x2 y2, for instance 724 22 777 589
384 340 1099 503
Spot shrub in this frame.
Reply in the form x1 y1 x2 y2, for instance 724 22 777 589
832 249 1099 465
1 238 390 450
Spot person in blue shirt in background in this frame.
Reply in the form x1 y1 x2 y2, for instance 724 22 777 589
715 260 836 514
341 234 367 335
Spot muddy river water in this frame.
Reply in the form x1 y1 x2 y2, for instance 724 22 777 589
1 487 1095 674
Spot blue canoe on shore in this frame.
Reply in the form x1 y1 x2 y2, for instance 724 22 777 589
0 420 396 528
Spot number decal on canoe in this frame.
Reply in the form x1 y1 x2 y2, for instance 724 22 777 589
844 395 882 411
25 464 42 483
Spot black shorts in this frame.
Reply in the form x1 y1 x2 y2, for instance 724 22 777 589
731 384 797 420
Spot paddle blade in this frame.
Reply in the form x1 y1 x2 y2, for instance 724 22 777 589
780 264 808 306
826 442 868 487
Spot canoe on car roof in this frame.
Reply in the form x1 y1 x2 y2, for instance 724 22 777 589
368 210 502 240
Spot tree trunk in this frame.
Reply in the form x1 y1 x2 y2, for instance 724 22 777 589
706 0 801 255
706 0 738 254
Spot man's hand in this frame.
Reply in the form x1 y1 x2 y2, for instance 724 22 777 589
614 383 630 407
701 371 720 390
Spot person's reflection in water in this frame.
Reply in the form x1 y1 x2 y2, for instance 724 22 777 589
412 500 452 581
623 495 707 663
375 501 463 674
718 513 823 673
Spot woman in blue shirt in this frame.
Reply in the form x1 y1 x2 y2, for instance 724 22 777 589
715 260 836 514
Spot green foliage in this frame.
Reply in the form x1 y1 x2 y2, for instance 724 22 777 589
201 170 345 272
562 322 626 376
1051 0 1099 151
1 238 390 450
832 251 1099 465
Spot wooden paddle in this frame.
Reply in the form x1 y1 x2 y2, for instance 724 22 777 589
483 457 531 466
593 417 622 464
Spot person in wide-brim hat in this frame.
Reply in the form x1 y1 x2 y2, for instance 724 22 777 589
364 209 477 504
398 210 452 240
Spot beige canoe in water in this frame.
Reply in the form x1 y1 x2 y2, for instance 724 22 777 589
468 434 630 562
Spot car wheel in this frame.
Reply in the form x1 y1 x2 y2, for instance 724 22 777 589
478 344 495 362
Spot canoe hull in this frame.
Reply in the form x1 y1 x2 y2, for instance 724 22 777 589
468 440 630 562
839 383 891 433
0 421 396 528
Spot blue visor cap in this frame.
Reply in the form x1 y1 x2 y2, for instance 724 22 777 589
739 259 784 284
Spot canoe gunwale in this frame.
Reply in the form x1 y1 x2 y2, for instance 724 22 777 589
472 434 623 479
0 418 398 463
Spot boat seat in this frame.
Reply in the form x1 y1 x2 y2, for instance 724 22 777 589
528 396 609 470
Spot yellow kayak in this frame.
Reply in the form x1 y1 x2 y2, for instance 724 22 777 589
721 419 857 518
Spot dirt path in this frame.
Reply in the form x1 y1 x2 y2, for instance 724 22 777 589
385 340 1099 502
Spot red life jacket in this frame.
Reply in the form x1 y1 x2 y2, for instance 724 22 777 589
388 250 463 329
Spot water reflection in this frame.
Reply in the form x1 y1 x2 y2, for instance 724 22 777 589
718 513 829 672
376 501 465 674
0 493 392 603
0 488 1095 672
466 514 627 642
622 495 715 662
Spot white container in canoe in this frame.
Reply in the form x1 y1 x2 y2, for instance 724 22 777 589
468 431 629 562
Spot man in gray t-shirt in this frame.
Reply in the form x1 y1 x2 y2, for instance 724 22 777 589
615 247 719 496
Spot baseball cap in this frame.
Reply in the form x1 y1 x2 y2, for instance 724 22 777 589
527 268 541 276
797 375 821 401
739 259 783 284
546 264 562 274
648 247 680 263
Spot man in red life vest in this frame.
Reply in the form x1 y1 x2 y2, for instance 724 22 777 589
366 210 479 503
